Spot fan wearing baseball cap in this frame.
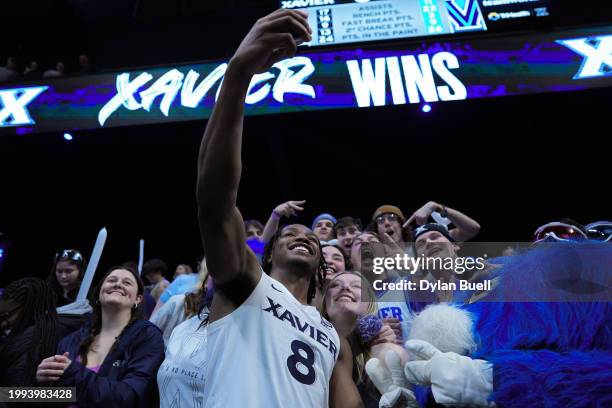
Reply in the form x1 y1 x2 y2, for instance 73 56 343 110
412 223 494 306
371 205 412 251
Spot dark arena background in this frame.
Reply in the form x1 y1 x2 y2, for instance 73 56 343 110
0 0 610 285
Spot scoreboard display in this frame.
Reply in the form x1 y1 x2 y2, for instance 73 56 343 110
280 0 552 47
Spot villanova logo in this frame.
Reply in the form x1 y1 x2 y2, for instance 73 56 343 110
0 86 47 127
445 0 487 33
557 35 612 79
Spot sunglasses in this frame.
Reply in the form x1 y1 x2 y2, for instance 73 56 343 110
375 213 400 224
533 222 588 243
55 249 83 262
585 221 612 242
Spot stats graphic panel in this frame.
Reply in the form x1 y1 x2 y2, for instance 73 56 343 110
281 0 489 46
280 0 552 47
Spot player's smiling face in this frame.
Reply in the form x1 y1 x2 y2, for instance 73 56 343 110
274 224 321 270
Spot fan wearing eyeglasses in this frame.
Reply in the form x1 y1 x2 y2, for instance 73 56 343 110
371 206 412 252
48 249 87 307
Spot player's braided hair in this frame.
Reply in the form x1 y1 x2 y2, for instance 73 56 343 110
263 228 326 303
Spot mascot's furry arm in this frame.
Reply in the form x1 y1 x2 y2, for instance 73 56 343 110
406 242 612 407
485 348 612 407
407 302 612 408
469 242 612 408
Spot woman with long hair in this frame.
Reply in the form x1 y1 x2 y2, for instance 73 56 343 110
36 266 164 407
0 278 60 386
322 271 409 407
48 249 87 307
309 242 351 310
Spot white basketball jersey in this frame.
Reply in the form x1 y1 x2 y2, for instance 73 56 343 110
202 272 339 408
158 314 208 408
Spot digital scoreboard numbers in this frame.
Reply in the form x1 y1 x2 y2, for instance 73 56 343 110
280 0 488 47
316 8 335 44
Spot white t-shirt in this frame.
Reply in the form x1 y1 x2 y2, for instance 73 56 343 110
157 272 340 408
150 294 187 346
377 281 413 340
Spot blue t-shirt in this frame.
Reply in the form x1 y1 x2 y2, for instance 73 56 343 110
159 273 200 303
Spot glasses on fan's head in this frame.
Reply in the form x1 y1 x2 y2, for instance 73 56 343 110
585 221 612 242
55 249 83 262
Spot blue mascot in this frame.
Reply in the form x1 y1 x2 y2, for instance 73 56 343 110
403 241 611 407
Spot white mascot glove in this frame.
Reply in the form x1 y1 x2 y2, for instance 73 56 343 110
404 340 494 407
366 350 419 408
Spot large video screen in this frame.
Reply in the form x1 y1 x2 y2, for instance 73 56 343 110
1 24 610 136
280 0 552 47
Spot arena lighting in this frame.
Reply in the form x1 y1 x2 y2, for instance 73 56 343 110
0 248 4 259
63 132 73 141
421 104 432 113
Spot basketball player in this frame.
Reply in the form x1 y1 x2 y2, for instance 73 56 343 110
195 9 363 408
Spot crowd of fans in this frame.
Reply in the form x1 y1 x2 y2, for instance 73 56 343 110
0 200 609 406
1 9 610 408
0 54 94 83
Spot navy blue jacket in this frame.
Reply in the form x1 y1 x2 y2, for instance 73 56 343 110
56 319 164 408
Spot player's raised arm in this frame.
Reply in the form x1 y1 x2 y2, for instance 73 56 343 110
196 10 312 288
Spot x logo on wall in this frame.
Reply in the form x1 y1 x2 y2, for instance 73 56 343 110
0 86 48 127
557 35 612 79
